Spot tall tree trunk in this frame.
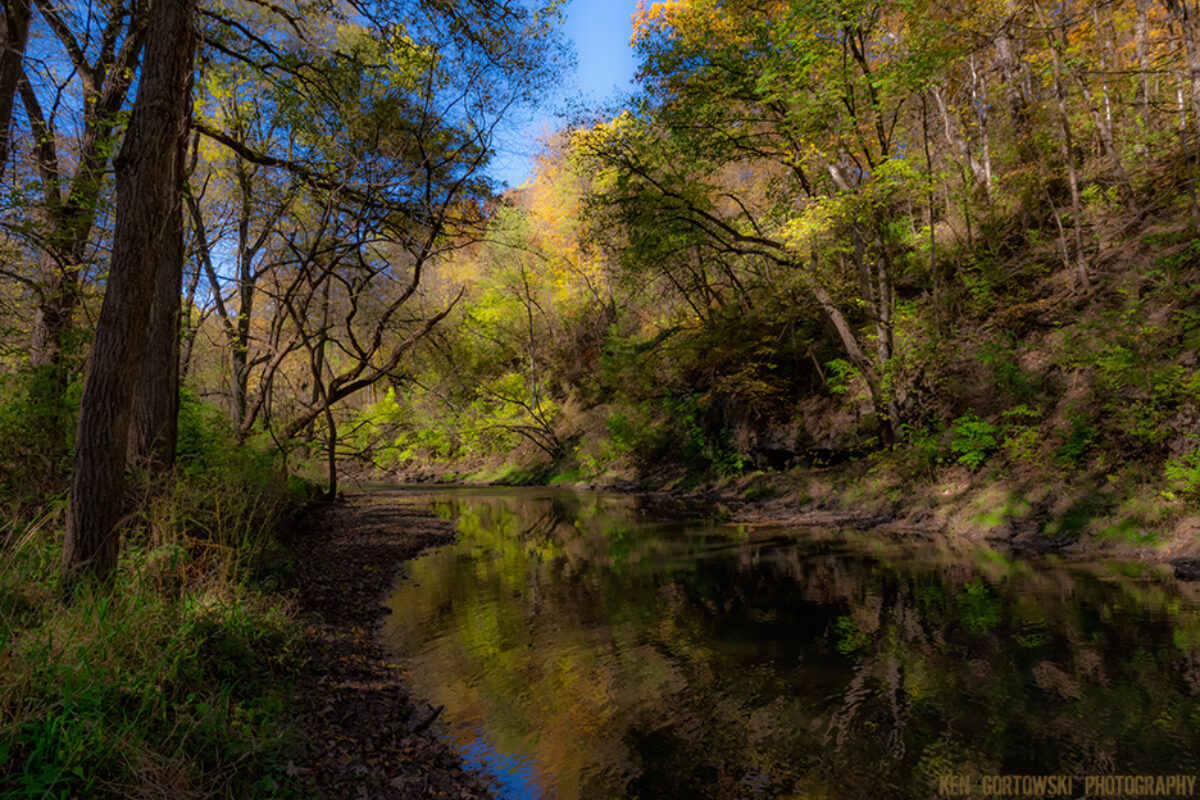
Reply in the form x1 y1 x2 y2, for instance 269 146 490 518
800 250 896 446
0 0 31 177
968 54 993 199
64 0 195 585
994 17 1029 137
1065 11 1137 211
1135 0 1152 156
922 95 942 329
1033 0 1088 291
931 86 988 194
1165 2 1200 231
22 7 146 467
129 122 189 469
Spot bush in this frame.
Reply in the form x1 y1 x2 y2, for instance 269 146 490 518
0 368 81 508
1165 442 1200 501
1055 416 1097 468
950 413 998 471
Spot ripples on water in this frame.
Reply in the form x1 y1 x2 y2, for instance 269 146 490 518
380 487 1200 799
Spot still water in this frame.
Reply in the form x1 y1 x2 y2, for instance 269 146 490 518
380 487 1200 799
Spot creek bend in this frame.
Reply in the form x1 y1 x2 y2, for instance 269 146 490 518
378 486 1200 799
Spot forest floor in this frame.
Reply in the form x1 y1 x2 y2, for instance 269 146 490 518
283 490 495 800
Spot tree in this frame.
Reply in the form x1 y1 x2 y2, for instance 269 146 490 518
183 0 566 481
64 0 195 584
11 0 146 471
0 0 31 177
578 0 959 444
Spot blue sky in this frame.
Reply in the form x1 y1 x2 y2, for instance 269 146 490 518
489 0 642 188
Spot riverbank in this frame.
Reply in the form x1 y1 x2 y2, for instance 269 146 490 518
285 490 495 799
321 482 1200 797
385 457 1200 579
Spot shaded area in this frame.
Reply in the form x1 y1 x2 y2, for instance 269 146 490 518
286 490 496 798
382 488 1200 799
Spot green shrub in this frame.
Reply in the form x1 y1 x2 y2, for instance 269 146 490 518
1055 416 1097 468
832 616 869 654
978 336 1036 400
896 422 947 480
0 368 81 507
824 358 859 396
1165 443 1200 501
950 413 998 471
956 579 1002 635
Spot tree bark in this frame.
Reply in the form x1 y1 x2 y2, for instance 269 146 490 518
1164 0 1200 127
129 124 189 469
64 0 195 585
0 0 31 177
800 250 896 446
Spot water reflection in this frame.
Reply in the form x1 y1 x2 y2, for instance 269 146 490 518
380 488 1200 799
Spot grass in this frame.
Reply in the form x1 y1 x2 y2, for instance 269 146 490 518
0 448 308 799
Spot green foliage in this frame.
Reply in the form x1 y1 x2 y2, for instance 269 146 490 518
824 359 858 397
977 337 1036 401
744 483 779 502
949 413 999 471
0 547 302 799
891 422 947 481
1055 416 1097 469
1153 239 1200 275
1165 442 1200 501
1051 283 1198 464
1099 517 1162 546
1043 494 1110 540
0 398 306 798
176 388 239 473
655 395 747 477
0 368 81 507
832 616 869 654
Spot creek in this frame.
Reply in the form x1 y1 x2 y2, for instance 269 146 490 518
380 487 1200 799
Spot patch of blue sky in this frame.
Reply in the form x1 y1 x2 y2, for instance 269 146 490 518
488 0 642 189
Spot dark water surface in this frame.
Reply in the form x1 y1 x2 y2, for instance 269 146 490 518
379 487 1200 799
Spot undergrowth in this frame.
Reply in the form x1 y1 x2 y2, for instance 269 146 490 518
0 396 308 799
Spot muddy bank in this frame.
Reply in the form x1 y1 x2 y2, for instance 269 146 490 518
284 490 494 799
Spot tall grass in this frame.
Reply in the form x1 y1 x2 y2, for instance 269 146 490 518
0 398 312 799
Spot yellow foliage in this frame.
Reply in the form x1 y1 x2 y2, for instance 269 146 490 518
631 0 691 44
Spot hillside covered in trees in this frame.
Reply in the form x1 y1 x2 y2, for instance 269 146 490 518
1 0 1200 796
369 0 1200 547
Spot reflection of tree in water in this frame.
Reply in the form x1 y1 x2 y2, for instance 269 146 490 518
384 492 1200 799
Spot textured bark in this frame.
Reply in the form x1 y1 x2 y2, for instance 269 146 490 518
64 0 195 584
0 0 31 176
129 136 187 468
931 87 988 193
800 252 896 446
